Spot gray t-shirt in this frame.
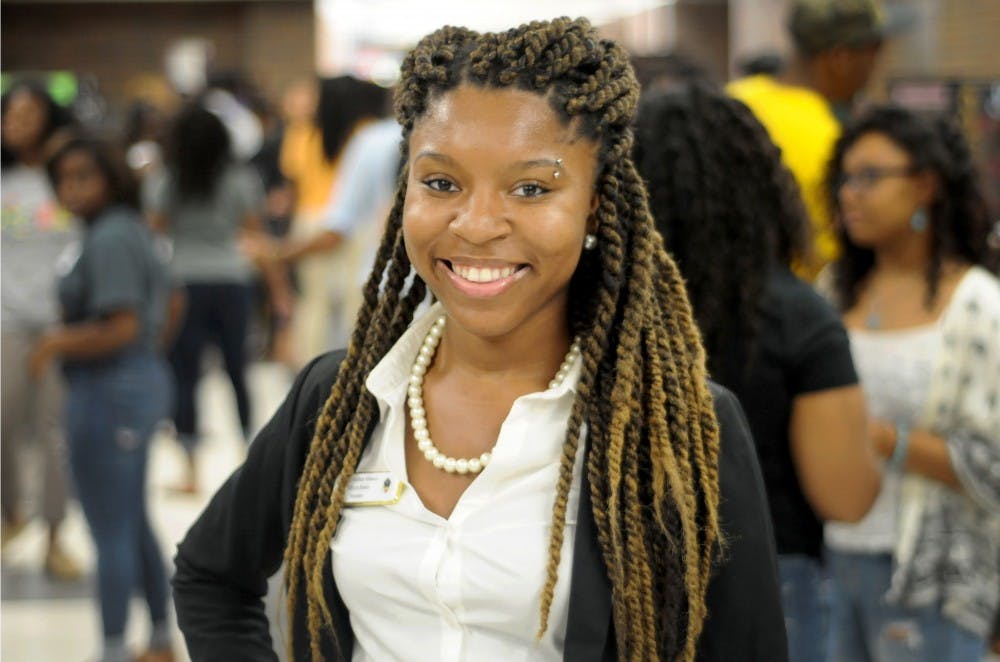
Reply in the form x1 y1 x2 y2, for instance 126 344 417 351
143 164 263 284
1 164 80 330
57 206 169 356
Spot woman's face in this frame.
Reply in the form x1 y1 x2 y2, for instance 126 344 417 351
836 131 936 249
54 149 111 220
403 84 599 341
1 90 48 155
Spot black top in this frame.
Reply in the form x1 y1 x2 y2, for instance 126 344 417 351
722 266 858 559
173 350 787 661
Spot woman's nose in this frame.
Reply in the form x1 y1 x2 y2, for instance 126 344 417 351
449 190 510 244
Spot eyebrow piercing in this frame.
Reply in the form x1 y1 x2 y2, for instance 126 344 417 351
554 158 563 179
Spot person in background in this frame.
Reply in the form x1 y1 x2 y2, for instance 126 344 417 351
0 80 83 581
144 103 269 494
172 18 787 661
32 136 175 662
728 0 911 278
634 81 881 662
823 106 1000 662
247 114 402 345
279 75 389 363
736 52 786 78
631 52 715 94
122 99 167 181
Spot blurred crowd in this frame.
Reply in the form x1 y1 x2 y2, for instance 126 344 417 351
1 0 999 661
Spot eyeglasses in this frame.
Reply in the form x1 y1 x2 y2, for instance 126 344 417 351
836 166 916 192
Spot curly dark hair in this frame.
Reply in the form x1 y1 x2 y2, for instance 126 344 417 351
315 76 389 162
45 134 141 215
164 102 231 200
826 105 998 310
284 18 721 662
634 81 809 387
1 79 74 168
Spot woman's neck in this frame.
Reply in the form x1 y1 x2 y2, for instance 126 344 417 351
871 232 931 277
82 204 113 227
16 146 45 168
432 314 573 392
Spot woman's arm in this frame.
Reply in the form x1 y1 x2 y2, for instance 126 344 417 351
159 287 187 351
29 310 139 376
147 211 169 234
240 212 296 322
790 385 882 521
870 421 960 488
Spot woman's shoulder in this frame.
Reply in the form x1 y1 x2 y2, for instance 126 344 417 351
762 266 845 344
297 349 349 399
944 266 1000 328
220 163 264 199
764 266 835 312
954 266 1000 303
707 381 758 470
88 206 146 243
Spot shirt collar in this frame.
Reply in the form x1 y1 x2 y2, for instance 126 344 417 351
365 302 582 419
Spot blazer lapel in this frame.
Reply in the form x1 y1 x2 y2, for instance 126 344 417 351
563 462 614 661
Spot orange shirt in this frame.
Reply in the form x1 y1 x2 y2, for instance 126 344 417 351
280 121 339 216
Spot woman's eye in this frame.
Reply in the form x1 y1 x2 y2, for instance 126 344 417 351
424 178 457 193
512 182 549 198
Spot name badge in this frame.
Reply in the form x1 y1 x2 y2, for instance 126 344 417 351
343 472 405 507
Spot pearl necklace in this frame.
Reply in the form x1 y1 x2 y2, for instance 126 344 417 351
408 316 581 475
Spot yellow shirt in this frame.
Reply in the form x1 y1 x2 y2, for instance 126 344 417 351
727 74 841 279
280 121 339 216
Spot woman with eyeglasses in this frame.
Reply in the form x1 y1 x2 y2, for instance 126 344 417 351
823 105 1000 662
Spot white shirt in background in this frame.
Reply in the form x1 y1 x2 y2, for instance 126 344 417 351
825 324 941 552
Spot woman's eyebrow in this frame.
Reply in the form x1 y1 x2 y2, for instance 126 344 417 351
513 158 561 169
413 152 561 171
413 150 457 166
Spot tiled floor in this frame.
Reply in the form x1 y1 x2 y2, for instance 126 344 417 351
1 361 294 662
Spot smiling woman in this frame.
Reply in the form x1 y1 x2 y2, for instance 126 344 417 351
403 85 598 339
173 17 787 662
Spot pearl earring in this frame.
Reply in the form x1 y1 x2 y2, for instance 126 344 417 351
583 234 597 250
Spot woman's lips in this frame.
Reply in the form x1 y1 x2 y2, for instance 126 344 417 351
438 259 529 298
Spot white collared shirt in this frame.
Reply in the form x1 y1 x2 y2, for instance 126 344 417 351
331 303 585 662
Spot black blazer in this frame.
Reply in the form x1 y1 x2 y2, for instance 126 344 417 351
174 350 787 661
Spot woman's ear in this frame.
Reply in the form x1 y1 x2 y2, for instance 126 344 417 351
587 193 600 234
914 170 939 209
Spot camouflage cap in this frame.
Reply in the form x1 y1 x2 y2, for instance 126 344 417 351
788 0 895 55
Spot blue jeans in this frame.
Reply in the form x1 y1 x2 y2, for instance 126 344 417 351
778 554 829 662
826 548 986 662
65 352 172 640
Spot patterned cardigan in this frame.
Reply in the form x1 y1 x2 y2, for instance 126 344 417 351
885 266 1000 638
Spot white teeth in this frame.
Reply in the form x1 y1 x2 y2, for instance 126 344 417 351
453 264 517 283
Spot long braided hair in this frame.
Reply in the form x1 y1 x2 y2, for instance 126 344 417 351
284 17 721 661
634 82 809 388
